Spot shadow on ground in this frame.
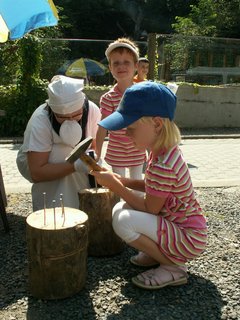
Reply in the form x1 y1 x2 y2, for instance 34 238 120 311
1 191 233 320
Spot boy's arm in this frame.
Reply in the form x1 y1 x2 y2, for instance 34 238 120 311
95 114 108 161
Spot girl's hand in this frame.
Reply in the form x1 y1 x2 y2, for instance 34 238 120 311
90 170 122 190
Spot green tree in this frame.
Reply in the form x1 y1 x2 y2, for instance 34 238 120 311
172 0 240 38
0 5 69 84
158 0 240 83
0 35 47 136
0 42 19 85
54 0 199 40
0 6 70 136
172 0 217 37
214 0 240 38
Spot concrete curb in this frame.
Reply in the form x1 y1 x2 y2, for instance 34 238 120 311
1 134 240 145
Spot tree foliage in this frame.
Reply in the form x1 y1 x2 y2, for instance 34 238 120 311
52 0 240 60
172 0 240 38
54 0 198 40
214 0 240 38
156 0 240 84
0 9 69 136
0 35 48 136
173 0 217 36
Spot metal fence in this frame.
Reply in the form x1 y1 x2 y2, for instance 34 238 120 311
1 35 240 86
153 34 240 85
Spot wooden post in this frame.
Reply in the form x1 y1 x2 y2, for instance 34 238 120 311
223 52 227 67
26 208 89 299
79 188 124 256
195 51 200 66
208 52 213 67
147 33 157 80
0 165 9 232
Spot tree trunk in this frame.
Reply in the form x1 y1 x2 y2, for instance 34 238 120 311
79 188 124 256
26 208 88 299
147 33 157 80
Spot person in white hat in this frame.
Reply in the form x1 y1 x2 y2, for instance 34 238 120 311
16 75 101 211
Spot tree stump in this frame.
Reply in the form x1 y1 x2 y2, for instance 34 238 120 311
26 207 88 299
79 188 124 256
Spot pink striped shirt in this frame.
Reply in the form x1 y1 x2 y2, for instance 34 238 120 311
100 85 146 167
145 145 206 229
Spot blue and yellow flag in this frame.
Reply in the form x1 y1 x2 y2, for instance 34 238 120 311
0 0 59 43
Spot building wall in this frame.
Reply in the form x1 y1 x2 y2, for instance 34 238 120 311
84 85 240 128
175 85 240 128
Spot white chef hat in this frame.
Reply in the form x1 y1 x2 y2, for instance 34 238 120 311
46 75 85 114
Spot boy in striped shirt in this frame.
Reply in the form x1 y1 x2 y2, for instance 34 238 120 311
96 38 146 180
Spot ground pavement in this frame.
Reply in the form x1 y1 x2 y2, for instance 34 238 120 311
1 137 240 195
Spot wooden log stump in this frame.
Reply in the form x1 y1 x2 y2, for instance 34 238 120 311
79 188 124 256
26 207 88 299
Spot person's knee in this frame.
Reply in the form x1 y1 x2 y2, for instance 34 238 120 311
112 209 138 243
112 208 126 235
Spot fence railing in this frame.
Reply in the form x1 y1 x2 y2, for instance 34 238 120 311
1 35 240 86
149 33 240 85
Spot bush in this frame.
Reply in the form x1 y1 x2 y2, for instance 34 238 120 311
0 80 48 137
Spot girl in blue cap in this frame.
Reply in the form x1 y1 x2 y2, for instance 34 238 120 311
91 81 207 290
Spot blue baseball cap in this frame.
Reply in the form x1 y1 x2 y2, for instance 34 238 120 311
98 81 177 131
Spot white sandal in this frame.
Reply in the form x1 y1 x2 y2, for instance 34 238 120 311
132 265 188 289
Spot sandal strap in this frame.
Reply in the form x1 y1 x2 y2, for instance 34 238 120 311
160 265 188 280
137 268 155 282
137 265 188 287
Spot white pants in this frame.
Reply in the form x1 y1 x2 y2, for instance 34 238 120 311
112 164 143 179
112 201 208 265
112 201 158 244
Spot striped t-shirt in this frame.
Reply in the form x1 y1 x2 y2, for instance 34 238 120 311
145 145 206 229
100 85 146 167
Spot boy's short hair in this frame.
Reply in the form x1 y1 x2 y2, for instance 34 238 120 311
105 38 139 62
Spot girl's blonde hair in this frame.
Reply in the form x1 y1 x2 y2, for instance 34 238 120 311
140 117 181 151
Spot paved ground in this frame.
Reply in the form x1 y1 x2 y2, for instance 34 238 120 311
1 138 240 195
